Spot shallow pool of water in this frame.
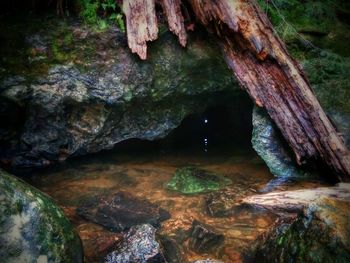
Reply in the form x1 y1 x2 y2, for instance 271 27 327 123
24 148 327 262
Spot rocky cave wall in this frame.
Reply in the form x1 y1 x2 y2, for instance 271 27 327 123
0 0 350 175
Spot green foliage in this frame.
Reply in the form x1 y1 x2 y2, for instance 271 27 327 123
101 0 116 12
80 0 99 25
256 0 348 41
109 13 125 32
78 0 125 32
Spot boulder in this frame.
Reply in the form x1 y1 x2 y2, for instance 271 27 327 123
105 224 166 263
0 169 83 263
166 167 232 194
247 197 350 263
0 18 238 169
76 191 170 232
251 106 310 180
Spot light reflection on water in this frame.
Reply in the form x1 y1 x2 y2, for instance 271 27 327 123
24 150 327 262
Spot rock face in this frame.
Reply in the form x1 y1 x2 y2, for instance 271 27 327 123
247 197 350 263
76 191 170 232
166 167 232 194
189 220 224 254
251 106 310 179
0 18 238 169
105 224 166 263
0 169 83 263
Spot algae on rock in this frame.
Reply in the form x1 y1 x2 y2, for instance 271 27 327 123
247 197 350 263
166 167 232 194
0 169 83 263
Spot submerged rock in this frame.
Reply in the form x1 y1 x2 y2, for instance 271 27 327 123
247 197 350 263
0 169 83 263
166 167 232 194
76 223 123 262
105 224 166 263
159 235 187 263
205 187 252 217
77 191 170 232
251 106 310 180
189 220 224 254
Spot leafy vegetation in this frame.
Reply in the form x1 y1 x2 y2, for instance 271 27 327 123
79 0 125 32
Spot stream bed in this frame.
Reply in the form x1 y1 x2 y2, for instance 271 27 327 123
24 147 328 262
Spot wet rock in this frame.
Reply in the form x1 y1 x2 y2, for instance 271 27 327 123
247 197 350 263
205 187 253 217
166 167 232 194
0 18 238 169
0 169 83 263
159 235 187 263
76 223 123 262
159 215 194 244
251 106 311 180
105 224 166 263
77 191 170 231
189 220 224 254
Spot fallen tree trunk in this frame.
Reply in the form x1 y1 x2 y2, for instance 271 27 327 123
122 0 350 181
242 183 350 212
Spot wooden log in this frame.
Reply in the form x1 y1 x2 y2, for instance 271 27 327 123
242 183 350 212
188 0 350 180
123 0 158 60
160 0 187 46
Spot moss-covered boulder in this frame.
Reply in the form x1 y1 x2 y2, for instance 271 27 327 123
247 197 350 263
166 167 232 194
0 169 83 263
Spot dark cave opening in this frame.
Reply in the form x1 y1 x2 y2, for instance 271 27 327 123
113 94 254 156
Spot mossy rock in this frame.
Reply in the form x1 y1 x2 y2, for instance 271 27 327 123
247 197 350 263
252 106 311 179
0 169 83 263
166 167 232 194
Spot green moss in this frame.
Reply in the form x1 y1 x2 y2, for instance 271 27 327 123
0 169 82 262
302 51 350 114
249 198 350 263
148 32 237 102
166 167 232 194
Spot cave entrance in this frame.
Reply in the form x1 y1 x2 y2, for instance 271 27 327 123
114 92 255 157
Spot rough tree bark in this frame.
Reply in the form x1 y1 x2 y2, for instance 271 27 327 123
121 0 350 181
